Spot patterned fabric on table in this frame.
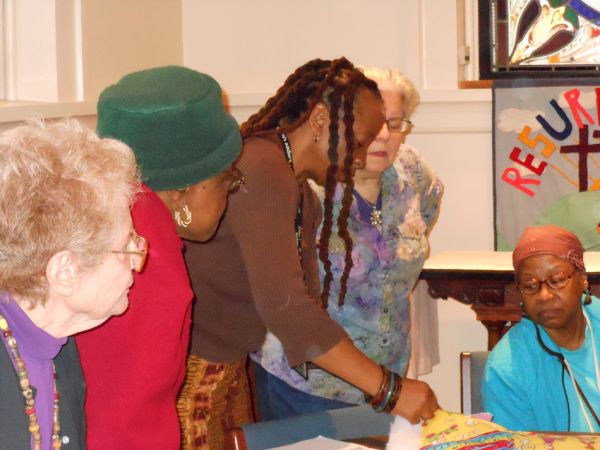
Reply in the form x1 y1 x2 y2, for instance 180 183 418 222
177 356 253 450
252 144 442 404
420 410 600 450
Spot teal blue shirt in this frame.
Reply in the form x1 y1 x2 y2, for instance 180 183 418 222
482 295 600 432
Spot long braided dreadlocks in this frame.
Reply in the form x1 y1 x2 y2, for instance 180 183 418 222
241 57 381 308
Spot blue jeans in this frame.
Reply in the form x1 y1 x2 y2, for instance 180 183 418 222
251 361 354 421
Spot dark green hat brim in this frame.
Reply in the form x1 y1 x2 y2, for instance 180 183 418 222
97 65 242 191
143 113 241 191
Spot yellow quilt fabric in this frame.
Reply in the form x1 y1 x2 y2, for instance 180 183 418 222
421 410 600 449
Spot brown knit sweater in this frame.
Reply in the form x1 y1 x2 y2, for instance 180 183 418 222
185 136 347 366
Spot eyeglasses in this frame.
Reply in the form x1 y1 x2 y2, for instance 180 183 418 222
386 117 413 134
516 269 576 295
111 231 148 273
224 167 245 194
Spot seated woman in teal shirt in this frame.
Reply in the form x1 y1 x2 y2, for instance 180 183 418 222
482 225 600 432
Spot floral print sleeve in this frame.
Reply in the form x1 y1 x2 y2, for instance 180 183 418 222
396 143 443 232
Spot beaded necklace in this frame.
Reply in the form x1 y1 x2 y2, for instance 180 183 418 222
0 313 61 450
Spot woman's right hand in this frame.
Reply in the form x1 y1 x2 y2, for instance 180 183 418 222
311 338 440 422
391 378 439 423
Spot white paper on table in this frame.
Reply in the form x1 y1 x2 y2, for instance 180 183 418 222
385 416 422 450
268 436 373 450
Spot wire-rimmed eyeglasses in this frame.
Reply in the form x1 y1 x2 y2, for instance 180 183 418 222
224 167 245 194
111 231 148 273
516 269 576 295
386 117 413 134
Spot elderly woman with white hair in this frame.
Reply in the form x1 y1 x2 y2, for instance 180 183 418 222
252 67 444 419
0 120 142 449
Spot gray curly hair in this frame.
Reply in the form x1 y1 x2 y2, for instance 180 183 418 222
0 119 140 305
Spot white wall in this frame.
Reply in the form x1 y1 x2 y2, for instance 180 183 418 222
183 0 415 92
1 0 182 105
5 0 61 101
80 0 183 100
182 0 492 411
0 0 183 123
411 131 490 409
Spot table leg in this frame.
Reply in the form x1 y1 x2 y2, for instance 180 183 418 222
480 320 508 350
472 304 522 350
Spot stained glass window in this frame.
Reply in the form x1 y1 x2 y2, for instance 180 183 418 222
479 0 600 78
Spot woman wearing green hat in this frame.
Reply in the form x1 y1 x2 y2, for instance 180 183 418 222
182 57 439 448
76 66 244 450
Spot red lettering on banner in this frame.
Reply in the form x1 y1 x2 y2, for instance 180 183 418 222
509 147 548 176
596 88 600 124
564 88 594 129
501 167 540 197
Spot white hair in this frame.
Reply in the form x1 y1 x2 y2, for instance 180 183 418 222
358 66 420 118
0 119 140 304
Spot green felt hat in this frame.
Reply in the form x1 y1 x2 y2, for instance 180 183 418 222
97 65 241 191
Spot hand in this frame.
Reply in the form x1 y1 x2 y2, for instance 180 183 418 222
391 378 439 423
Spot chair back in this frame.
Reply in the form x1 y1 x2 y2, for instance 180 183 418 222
460 351 490 415
224 405 393 450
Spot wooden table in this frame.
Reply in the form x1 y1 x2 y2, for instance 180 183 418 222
420 251 600 349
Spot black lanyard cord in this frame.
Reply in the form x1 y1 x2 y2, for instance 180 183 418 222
277 132 304 263
560 364 571 431
534 323 600 429
277 132 312 380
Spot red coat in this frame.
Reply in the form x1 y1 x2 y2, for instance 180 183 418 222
76 185 193 450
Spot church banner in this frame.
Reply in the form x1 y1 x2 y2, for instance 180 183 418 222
494 79 600 250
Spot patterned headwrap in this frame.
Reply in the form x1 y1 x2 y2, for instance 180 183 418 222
512 225 585 271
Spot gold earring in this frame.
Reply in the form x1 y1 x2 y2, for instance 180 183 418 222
174 204 192 228
313 135 319 143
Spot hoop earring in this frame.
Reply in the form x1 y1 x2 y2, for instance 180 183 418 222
174 204 192 228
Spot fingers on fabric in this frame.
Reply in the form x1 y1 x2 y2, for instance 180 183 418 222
392 378 438 423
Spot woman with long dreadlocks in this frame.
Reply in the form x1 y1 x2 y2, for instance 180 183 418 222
252 67 443 419
181 57 439 449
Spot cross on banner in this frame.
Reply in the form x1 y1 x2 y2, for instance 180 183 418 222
560 125 600 192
